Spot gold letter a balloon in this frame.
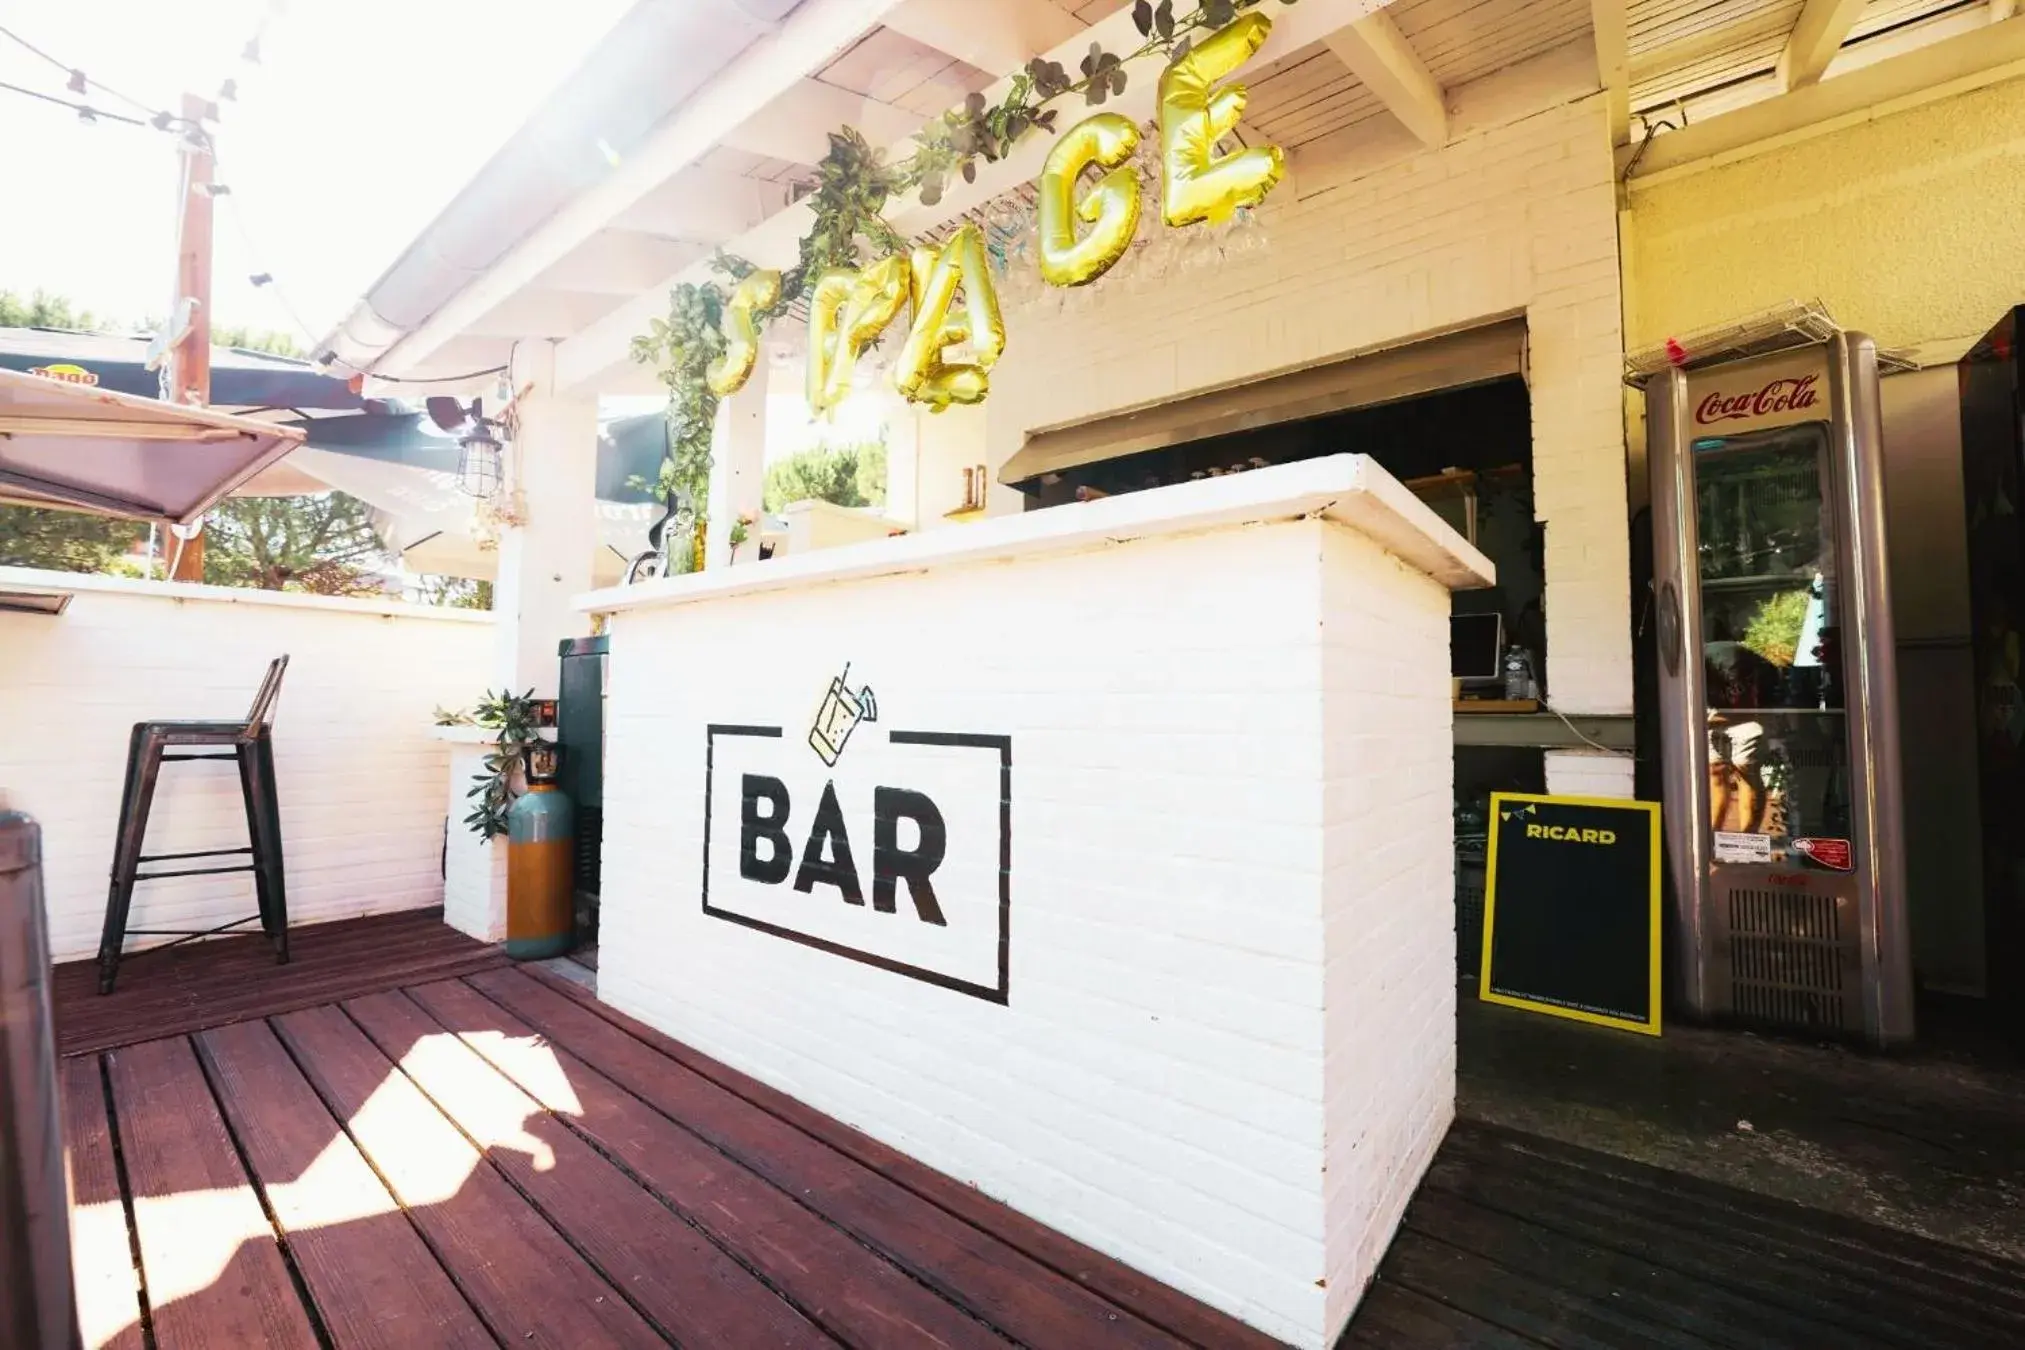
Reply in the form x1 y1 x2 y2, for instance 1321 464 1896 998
1038 113 1141 288
1159 13 1286 228
895 224 1007 410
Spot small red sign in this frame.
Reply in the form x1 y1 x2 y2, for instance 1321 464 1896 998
1792 838 1853 872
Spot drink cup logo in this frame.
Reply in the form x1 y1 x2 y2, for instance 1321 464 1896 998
809 664 878 767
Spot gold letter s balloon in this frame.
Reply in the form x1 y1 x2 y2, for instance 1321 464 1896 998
1159 13 1285 228
806 257 910 415
1037 113 1141 288
705 268 781 398
895 224 1007 410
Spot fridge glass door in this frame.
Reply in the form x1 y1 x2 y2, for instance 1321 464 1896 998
1692 423 1853 867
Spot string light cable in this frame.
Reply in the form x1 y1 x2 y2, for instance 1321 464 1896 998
0 21 166 119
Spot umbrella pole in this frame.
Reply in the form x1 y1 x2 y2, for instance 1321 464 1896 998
163 92 215 581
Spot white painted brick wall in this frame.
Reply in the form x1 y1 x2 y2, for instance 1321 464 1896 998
1319 525 1458 1338
984 94 1633 730
0 570 491 960
595 495 1460 1347
441 740 511 941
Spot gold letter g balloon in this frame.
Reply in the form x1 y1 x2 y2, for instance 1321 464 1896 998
1038 113 1141 288
1159 13 1285 228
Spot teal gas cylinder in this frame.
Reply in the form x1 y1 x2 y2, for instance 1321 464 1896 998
506 745 574 960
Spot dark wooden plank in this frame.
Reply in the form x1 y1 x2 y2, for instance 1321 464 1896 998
1379 1229 1720 1350
475 968 1190 1350
1419 1150 2010 1348
411 977 1007 1350
1435 1124 2025 1337
1396 1188 1881 1350
104 1036 320 1349
56 908 506 1056
344 989 831 1349
62 1056 145 1350
1340 1283 1544 1349
521 965 1279 1350
270 1002 659 1348
194 1018 494 1349
1447 1122 2025 1308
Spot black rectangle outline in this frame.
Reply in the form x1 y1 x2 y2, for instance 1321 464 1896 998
701 723 1012 1004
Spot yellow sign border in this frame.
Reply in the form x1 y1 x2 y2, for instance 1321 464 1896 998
1478 791 1663 1037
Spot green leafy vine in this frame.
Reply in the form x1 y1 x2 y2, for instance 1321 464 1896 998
462 688 540 840
629 0 1297 537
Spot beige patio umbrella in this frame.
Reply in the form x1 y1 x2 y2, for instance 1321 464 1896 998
0 367 305 526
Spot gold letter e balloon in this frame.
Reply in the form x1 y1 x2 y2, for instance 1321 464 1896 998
1160 12 1285 228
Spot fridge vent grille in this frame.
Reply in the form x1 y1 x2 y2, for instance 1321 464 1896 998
1728 888 1846 1031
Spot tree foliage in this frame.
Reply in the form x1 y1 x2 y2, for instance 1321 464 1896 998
763 441 888 513
0 505 142 572
0 289 107 332
203 492 391 595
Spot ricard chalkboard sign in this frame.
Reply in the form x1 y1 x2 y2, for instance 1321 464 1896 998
1479 792 1663 1036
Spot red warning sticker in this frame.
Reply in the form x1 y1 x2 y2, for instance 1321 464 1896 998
1793 838 1853 872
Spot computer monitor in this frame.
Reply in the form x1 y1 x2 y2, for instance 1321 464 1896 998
1451 611 1504 682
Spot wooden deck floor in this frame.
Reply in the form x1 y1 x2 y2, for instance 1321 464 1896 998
53 907 507 1056
61 958 1280 1350
56 912 2025 1349
1349 1120 2025 1349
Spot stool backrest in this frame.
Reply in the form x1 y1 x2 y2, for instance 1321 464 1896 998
242 656 289 738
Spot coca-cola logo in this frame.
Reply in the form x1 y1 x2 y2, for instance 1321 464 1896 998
1694 374 1819 425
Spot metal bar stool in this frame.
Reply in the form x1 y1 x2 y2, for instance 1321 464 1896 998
96 656 290 994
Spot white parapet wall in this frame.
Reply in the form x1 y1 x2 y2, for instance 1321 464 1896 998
0 568 492 960
581 456 1488 1347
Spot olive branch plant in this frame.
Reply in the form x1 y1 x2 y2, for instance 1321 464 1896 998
628 0 1297 537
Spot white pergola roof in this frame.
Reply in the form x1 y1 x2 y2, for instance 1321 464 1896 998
323 0 2024 396
0 369 306 526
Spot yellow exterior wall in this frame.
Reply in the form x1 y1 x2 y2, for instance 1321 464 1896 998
1627 72 2025 353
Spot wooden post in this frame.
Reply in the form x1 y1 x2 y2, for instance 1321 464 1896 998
164 93 214 582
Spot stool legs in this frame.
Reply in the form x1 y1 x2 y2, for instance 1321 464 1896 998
97 729 290 995
239 735 289 965
98 728 164 995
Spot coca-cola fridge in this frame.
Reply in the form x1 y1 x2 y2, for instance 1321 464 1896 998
1644 335 1914 1047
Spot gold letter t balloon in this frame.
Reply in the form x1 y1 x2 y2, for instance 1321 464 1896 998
1159 12 1285 228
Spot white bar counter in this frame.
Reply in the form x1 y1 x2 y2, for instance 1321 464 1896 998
578 454 1492 1348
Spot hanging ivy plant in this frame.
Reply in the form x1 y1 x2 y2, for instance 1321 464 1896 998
630 0 1299 549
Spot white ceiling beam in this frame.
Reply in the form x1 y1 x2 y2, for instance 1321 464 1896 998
1590 0 1629 145
1780 0 1869 90
724 78 923 163
557 0 1403 392
1625 13 2025 180
883 0 1085 74
532 231 711 296
1325 11 1447 147
369 0 913 379
612 166 794 242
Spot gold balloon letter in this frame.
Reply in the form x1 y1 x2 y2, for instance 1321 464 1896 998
706 268 781 397
894 225 1007 410
1159 13 1286 228
806 256 909 415
1038 113 1141 288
